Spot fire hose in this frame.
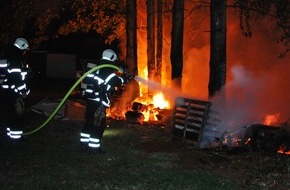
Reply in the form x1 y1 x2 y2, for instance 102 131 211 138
22 64 123 136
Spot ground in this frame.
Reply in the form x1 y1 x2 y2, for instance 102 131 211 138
1 78 289 190
131 122 290 189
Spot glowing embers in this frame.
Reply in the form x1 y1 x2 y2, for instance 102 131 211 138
241 123 290 156
261 113 290 155
277 144 290 155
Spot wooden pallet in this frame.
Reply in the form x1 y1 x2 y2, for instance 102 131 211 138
171 97 218 148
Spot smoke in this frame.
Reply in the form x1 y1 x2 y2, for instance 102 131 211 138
183 45 210 99
210 15 290 129
212 63 290 127
200 61 290 148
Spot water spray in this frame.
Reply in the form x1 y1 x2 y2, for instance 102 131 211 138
134 76 164 92
134 75 181 103
22 64 122 136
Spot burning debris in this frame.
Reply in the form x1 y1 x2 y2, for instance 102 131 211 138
243 123 290 155
171 96 290 156
109 82 171 124
214 120 290 155
125 102 146 124
125 101 172 124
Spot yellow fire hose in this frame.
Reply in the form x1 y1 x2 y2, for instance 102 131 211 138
22 64 122 136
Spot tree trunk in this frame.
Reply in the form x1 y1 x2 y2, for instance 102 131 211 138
156 0 163 84
110 0 139 118
147 0 155 96
208 0 227 98
126 0 138 75
170 0 184 90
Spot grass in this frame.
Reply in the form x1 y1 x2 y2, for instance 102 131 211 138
0 112 241 190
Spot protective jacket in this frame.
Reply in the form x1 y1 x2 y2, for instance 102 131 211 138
82 59 125 107
0 59 8 85
0 48 30 96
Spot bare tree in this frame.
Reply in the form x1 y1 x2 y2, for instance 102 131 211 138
232 0 290 58
110 0 139 118
208 0 226 98
170 0 184 90
126 0 138 75
156 0 163 83
147 0 155 96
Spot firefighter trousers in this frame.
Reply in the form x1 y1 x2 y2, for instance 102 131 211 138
81 100 107 147
5 92 25 139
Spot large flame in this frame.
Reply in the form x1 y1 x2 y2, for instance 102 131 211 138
133 91 170 121
152 92 170 109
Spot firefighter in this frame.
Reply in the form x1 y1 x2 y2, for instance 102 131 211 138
80 49 135 154
1 38 30 141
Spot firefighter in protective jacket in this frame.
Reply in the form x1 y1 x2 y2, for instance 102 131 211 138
80 49 135 154
1 38 30 140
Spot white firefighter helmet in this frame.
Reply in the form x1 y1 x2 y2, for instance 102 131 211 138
13 38 29 50
102 49 118 62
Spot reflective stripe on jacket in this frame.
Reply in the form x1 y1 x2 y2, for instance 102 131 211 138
0 59 8 85
82 61 124 107
1 63 30 95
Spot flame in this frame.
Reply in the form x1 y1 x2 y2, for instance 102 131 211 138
133 92 170 122
277 144 290 155
152 92 170 109
263 113 280 126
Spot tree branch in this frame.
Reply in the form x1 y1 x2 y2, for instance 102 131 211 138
227 4 277 18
